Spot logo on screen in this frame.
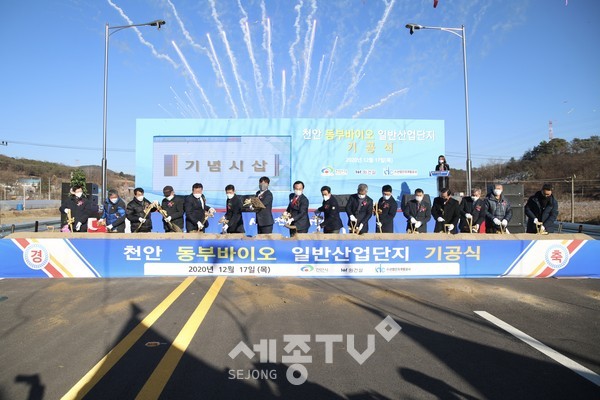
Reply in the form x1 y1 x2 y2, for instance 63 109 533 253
164 154 178 177
320 167 334 176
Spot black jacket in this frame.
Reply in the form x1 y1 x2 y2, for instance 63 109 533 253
485 194 512 233
286 193 310 231
161 195 185 232
346 194 374 234
127 198 156 232
60 195 94 232
225 195 245 233
525 192 559 233
458 197 486 233
432 197 460 233
317 196 343 231
402 199 431 233
376 196 398 233
255 190 274 227
184 194 210 232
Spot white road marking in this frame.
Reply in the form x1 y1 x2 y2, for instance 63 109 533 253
474 311 600 387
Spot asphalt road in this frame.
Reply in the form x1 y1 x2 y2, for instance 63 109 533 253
0 277 599 399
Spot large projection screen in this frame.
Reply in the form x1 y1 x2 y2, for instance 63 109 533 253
136 118 445 208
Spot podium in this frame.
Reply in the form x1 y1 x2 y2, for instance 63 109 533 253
429 170 450 177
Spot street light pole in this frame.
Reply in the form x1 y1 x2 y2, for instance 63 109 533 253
405 23 472 195
101 20 165 204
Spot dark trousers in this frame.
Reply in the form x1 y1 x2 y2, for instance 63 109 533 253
290 228 308 237
324 229 340 234
258 225 273 234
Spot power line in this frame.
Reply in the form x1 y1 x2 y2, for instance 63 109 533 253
0 140 134 152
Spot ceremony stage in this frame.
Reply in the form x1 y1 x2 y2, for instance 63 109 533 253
1 232 597 279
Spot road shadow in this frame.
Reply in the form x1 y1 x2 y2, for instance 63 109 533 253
64 291 391 399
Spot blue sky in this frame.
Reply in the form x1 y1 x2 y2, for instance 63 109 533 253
1 0 598 175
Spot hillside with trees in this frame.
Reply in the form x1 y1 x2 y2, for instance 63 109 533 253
450 136 600 224
0 154 134 200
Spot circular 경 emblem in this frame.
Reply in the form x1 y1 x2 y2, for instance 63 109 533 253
22 243 49 270
544 244 570 270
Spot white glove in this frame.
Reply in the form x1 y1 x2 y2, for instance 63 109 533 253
358 223 364 231
376 222 382 228
164 216 172 222
540 225 546 232
493 218 501 226
437 217 445 222
197 221 204 230
501 219 508 227
107 224 113 230
410 217 417 224
472 224 479 232
288 218 294 223
63 208 71 214
415 221 422 228
248 205 254 211
222 224 229 233
447 224 454 231
533 218 539 225
139 217 146 223
465 213 472 219
209 207 216 214
350 215 357 222
75 222 82 231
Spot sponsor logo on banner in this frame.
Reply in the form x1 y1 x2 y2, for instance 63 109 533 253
23 243 49 270
320 167 334 176
300 265 314 272
320 167 347 177
383 167 418 177
544 244 570 270
355 170 376 176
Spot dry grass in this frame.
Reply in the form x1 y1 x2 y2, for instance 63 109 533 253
0 208 60 225
556 199 600 225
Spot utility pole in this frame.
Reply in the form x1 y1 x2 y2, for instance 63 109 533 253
571 175 576 223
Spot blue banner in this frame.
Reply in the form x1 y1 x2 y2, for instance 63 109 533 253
2 236 597 279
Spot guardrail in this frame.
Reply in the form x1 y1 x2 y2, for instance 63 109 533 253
0 220 61 238
554 222 600 239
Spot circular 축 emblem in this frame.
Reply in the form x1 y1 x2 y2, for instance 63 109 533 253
544 244 570 270
22 243 50 270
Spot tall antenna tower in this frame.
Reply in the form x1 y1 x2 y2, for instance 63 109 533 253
548 120 554 140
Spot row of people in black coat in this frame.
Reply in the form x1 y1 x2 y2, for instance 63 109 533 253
61 180 558 235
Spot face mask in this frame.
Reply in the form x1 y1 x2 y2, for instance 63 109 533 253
226 193 234 199
260 184 268 191
136 196 144 202
358 194 366 199
439 159 444 164
471 196 479 202
294 190 303 196
193 193 202 199
415 196 423 202
110 198 119 204
383 195 391 200
493 189 502 196
323 195 330 201
166 195 174 201
74 191 83 198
